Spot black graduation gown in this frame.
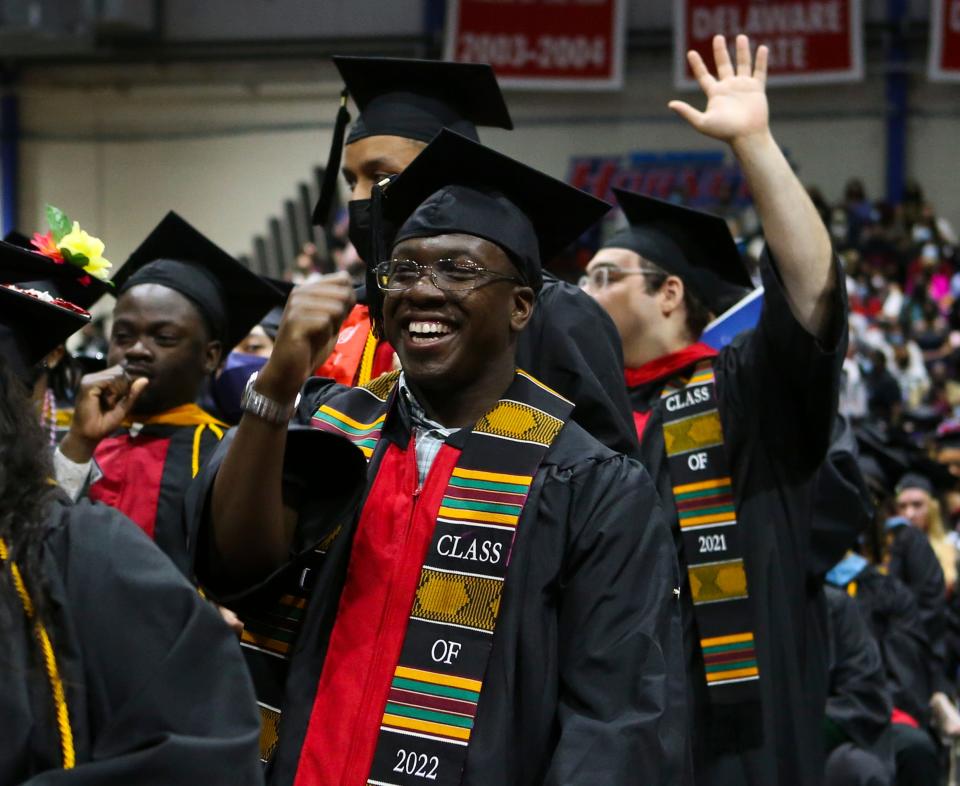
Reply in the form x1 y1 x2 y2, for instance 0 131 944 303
885 523 949 693
190 376 685 786
516 273 640 460
824 586 893 763
87 411 225 576
809 415 875 578
626 253 848 786
1 496 262 785
850 565 938 727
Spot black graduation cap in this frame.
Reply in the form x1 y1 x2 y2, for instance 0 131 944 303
382 129 611 292
603 188 753 314
312 57 514 225
112 212 285 351
0 234 112 310
854 423 910 492
0 283 90 379
4 230 32 248
895 456 955 494
259 276 294 339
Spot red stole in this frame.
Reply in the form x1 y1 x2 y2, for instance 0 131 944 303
624 342 719 389
89 433 170 539
293 439 461 786
625 342 719 441
88 403 226 539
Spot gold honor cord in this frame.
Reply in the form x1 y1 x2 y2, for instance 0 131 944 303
191 421 224 479
0 537 75 768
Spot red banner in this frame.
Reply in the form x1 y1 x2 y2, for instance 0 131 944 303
929 0 960 81
674 1 863 87
444 0 626 90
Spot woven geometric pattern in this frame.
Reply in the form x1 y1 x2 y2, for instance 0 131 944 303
381 666 481 744
361 369 401 401
412 568 502 633
474 400 563 446
701 632 759 685
675 477 736 529
258 705 281 762
311 406 385 458
688 559 748 605
663 410 723 455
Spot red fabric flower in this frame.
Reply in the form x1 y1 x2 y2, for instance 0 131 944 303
30 231 64 263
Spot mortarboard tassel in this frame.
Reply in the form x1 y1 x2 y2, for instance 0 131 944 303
312 89 352 227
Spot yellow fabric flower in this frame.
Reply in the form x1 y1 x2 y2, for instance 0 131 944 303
58 221 111 280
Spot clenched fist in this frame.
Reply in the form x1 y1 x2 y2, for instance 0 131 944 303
254 272 356 405
60 366 150 463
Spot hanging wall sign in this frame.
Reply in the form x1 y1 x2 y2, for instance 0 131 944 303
674 0 864 87
445 0 626 90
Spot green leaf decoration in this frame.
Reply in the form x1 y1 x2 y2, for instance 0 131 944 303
59 247 89 268
45 204 72 243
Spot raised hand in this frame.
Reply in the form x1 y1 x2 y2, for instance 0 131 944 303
255 271 356 404
60 366 149 463
668 34 770 146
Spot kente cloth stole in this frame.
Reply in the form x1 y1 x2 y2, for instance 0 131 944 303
312 369 573 786
240 523 342 763
660 359 760 703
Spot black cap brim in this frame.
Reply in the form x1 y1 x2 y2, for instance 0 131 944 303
313 57 514 227
384 129 611 269
112 212 286 351
0 284 90 372
259 276 294 338
606 188 753 313
0 238 112 310
334 56 513 142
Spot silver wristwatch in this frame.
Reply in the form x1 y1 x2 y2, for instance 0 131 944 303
240 372 296 425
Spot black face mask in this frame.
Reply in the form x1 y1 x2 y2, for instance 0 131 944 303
347 199 373 264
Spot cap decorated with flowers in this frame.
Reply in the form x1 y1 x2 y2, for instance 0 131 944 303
0 205 113 310
31 204 112 284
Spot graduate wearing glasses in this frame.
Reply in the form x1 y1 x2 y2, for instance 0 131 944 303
189 130 685 786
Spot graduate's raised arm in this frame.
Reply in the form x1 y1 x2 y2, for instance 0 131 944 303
669 34 836 341
210 272 354 579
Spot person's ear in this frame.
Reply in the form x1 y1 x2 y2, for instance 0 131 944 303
509 286 536 333
659 275 686 317
203 341 223 375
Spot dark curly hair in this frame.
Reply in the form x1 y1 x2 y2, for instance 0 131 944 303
0 354 57 635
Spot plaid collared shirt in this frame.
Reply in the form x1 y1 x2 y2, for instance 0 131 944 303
397 373 459 486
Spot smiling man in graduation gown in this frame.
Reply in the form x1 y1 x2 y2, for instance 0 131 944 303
0 280 262 785
312 56 639 458
584 35 848 786
55 213 283 573
191 129 684 785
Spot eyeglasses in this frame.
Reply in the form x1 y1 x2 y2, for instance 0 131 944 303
579 266 660 291
375 258 523 293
